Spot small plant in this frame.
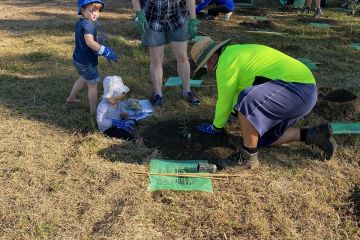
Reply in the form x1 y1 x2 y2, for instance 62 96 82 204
350 0 360 16
179 119 192 141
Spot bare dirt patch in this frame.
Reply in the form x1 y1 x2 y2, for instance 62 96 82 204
313 87 360 121
240 19 275 30
141 119 235 160
297 17 337 24
235 8 268 16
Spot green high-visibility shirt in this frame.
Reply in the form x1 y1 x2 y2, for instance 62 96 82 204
213 44 316 129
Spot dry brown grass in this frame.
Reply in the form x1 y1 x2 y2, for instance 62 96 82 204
0 0 359 239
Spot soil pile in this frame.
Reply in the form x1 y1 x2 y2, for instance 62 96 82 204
314 87 360 121
235 8 267 16
141 119 236 160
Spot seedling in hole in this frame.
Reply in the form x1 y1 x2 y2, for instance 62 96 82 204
179 119 192 141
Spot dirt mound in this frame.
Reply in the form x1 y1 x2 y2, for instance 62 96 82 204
235 8 267 16
297 17 337 24
313 87 360 121
240 19 275 30
141 119 235 160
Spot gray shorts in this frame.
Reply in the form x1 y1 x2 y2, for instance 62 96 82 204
235 80 317 147
142 23 188 47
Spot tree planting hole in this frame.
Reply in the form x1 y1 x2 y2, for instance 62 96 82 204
141 119 235 160
324 89 358 102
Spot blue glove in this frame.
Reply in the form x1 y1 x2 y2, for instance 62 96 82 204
197 123 224 135
98 46 119 63
112 119 135 131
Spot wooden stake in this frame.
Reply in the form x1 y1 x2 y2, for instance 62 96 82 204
134 172 228 180
133 171 244 178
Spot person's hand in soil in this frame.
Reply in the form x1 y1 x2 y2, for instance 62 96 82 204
197 123 225 135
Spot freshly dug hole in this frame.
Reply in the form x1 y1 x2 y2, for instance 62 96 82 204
314 88 360 121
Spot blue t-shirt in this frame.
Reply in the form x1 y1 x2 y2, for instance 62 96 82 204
73 18 98 65
196 0 234 13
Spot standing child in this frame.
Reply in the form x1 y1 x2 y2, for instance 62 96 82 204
66 0 119 114
97 76 142 143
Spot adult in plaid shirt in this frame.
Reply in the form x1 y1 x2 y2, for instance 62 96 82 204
132 0 201 107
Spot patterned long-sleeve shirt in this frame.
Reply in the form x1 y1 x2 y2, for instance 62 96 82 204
140 0 189 31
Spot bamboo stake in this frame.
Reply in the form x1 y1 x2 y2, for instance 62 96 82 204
244 30 287 36
133 171 245 178
134 172 228 180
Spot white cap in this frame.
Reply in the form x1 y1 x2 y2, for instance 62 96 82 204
102 76 129 98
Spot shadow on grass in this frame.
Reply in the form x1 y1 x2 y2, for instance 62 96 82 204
260 145 318 169
0 73 98 133
349 185 360 220
97 142 154 164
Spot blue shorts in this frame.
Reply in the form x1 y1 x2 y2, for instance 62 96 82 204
234 80 317 147
73 61 100 84
142 23 188 47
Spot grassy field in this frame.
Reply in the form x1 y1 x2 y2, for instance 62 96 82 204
0 0 359 239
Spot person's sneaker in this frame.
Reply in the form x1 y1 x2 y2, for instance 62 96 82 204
224 12 233 20
305 123 337 160
298 6 311 15
183 91 200 106
212 149 259 170
151 94 164 107
314 7 323 17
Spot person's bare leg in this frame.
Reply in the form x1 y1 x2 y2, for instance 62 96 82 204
170 41 190 92
149 46 165 96
239 113 259 148
235 113 260 169
67 76 86 102
87 83 98 115
306 0 312 7
315 0 321 8
270 127 300 146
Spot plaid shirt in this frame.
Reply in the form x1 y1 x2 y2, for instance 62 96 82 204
140 0 189 31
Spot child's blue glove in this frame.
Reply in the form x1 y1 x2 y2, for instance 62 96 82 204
197 123 224 135
98 46 119 63
112 119 135 132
